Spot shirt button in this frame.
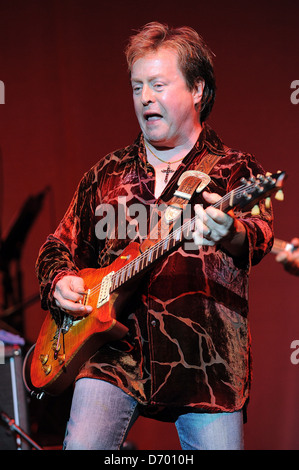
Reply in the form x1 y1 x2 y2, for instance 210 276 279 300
151 320 156 327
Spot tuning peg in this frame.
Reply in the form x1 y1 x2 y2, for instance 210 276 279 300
275 189 284 201
266 172 272 177
251 204 260 215
242 191 252 201
265 197 271 208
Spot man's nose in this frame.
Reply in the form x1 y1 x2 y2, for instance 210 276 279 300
141 85 155 105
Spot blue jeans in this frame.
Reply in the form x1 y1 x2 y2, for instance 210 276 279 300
63 378 244 450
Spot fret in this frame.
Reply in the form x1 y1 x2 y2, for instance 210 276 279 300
151 246 157 262
156 241 164 259
140 253 146 271
127 264 132 278
175 228 182 242
115 271 122 288
169 235 177 250
111 276 117 291
163 237 169 252
147 249 153 263
134 257 140 273
217 197 229 213
183 221 192 240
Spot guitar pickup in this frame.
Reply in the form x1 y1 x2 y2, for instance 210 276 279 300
97 271 115 308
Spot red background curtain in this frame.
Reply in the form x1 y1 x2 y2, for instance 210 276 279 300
0 0 298 450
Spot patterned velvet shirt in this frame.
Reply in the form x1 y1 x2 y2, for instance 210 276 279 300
36 125 274 417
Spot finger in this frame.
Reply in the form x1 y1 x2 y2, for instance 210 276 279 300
54 281 92 314
193 219 215 246
194 203 230 244
205 206 226 223
56 276 86 302
55 285 84 304
192 230 203 246
206 207 234 234
70 276 87 294
202 191 221 204
194 209 211 238
55 296 92 314
203 192 235 228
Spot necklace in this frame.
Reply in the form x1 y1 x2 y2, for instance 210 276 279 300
144 141 185 184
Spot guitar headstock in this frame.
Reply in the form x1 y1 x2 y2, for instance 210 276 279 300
229 171 287 215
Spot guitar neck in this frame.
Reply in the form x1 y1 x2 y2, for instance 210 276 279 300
110 215 195 292
110 183 248 291
109 166 286 292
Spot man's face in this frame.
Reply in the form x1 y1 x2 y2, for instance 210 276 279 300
131 47 203 149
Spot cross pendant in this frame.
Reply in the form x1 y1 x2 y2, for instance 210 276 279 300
161 164 174 184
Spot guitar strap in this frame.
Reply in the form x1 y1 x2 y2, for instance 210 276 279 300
141 148 223 249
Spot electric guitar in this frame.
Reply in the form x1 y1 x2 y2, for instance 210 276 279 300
23 171 286 397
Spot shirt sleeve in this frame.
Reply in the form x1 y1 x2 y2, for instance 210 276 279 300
35 169 99 323
226 152 274 269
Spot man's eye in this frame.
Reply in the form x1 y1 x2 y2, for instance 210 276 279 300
133 85 142 94
154 83 164 89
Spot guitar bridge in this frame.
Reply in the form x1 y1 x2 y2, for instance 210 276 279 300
97 271 115 308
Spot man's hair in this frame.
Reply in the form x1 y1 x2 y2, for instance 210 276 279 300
125 22 216 122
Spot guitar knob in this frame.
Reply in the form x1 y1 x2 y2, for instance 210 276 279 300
39 354 49 365
52 342 60 352
58 354 66 365
265 197 271 209
42 364 52 375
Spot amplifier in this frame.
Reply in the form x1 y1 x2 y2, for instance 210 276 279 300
0 345 30 450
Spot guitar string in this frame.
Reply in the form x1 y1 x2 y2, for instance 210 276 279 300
86 178 271 298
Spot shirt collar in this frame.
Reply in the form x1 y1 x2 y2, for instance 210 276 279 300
120 123 226 167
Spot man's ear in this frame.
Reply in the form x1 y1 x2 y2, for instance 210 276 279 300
192 80 205 106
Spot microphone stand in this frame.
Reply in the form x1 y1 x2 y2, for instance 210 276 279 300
0 409 43 450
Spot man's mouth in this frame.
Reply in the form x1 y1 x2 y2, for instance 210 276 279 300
144 112 163 121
